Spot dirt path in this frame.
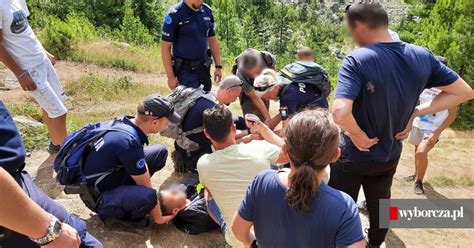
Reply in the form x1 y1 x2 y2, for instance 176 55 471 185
2 61 473 247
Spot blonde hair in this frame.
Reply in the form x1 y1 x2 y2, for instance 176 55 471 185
254 69 278 88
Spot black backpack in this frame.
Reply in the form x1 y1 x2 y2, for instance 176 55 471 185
279 61 331 97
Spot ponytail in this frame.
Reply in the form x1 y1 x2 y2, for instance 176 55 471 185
286 162 320 213
283 109 340 213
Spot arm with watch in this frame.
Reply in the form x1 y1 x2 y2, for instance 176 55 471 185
208 36 222 83
0 31 37 91
0 167 80 248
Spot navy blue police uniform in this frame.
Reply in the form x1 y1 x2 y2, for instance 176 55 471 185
162 2 216 91
279 82 329 121
174 98 247 172
82 116 168 222
0 101 103 248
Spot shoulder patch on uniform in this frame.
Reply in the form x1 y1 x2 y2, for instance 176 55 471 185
136 158 146 170
165 15 173 25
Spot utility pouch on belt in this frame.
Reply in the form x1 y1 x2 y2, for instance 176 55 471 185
172 56 183 74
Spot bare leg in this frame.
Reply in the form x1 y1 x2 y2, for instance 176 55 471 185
43 109 67 145
415 141 433 182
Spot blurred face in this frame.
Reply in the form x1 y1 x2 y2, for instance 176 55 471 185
260 84 280 100
347 20 371 46
161 188 187 214
186 0 203 10
246 64 263 79
298 53 313 62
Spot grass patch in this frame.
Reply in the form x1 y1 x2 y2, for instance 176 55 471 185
6 102 43 120
65 74 168 102
17 124 49 151
71 40 164 73
427 176 474 187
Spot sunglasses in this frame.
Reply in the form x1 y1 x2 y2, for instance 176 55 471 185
228 82 243 89
254 84 276 92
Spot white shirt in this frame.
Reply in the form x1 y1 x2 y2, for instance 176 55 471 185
197 140 280 247
413 88 449 131
0 0 46 70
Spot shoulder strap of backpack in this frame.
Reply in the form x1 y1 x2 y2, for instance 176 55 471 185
84 119 142 193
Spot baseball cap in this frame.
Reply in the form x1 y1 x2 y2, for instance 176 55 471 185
138 94 180 123
219 75 243 89
254 69 279 91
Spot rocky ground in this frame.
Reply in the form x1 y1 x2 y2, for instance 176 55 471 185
1 61 473 247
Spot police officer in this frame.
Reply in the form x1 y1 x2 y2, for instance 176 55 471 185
0 101 102 247
162 0 222 91
254 68 329 130
79 95 180 227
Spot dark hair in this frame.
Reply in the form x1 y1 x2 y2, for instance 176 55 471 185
345 3 389 29
203 105 233 143
285 109 340 213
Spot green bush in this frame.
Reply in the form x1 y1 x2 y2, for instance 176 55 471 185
40 14 97 59
116 6 155 46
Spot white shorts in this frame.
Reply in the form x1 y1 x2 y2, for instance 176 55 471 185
27 59 67 118
408 126 438 146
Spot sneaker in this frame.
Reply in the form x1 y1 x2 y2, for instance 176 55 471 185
48 142 61 154
104 218 150 229
414 181 425 195
404 174 416 182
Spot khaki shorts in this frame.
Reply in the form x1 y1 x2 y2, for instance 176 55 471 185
27 59 67 118
408 126 438 146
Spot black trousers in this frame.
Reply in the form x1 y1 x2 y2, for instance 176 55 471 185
328 156 400 246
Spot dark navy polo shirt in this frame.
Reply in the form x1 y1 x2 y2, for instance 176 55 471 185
238 170 364 247
83 117 149 192
279 82 328 119
335 42 459 162
162 2 215 60
0 101 26 174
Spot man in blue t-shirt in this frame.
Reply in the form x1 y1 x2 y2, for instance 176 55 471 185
161 0 222 91
82 95 181 226
173 76 245 173
330 3 473 247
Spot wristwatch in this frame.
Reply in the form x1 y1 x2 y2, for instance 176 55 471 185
29 215 63 245
215 65 223 69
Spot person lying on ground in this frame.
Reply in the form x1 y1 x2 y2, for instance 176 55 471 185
331 3 473 247
402 56 458 195
0 101 102 248
159 180 219 235
233 48 276 123
58 95 180 228
254 67 329 132
232 109 365 248
0 0 68 153
197 105 288 247
167 75 246 173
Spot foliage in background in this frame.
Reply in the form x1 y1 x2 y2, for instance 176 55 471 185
397 0 473 129
27 0 472 128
